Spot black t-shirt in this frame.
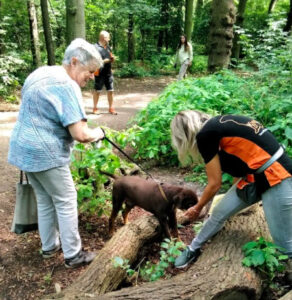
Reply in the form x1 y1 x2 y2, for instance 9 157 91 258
197 115 292 194
95 43 112 76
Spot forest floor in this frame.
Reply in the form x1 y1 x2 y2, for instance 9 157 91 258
0 76 290 300
0 76 203 300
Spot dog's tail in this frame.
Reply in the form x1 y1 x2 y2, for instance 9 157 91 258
99 170 119 180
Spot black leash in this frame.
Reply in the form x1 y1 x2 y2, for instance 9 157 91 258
102 135 154 179
97 130 169 202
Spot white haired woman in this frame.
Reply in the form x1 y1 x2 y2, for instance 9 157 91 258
171 110 292 269
8 38 104 269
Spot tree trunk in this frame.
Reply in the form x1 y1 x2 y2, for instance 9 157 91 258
157 31 163 52
65 0 85 45
195 0 204 18
44 204 270 299
283 0 292 32
127 13 135 63
231 0 248 62
184 0 194 41
268 0 278 14
157 0 169 52
27 0 41 68
141 29 146 61
0 0 3 55
208 0 236 72
40 0 55 65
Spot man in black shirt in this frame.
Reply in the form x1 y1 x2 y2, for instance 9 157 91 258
92 31 117 115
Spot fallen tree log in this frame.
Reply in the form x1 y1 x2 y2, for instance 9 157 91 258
96 204 271 300
44 210 190 299
45 204 271 299
278 290 292 300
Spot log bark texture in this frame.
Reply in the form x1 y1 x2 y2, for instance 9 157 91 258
44 204 271 299
278 290 292 300
44 210 189 299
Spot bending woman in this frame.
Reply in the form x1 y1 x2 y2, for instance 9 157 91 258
170 110 292 268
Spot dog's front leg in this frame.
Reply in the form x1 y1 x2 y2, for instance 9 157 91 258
158 216 171 240
122 204 133 225
108 210 118 237
168 209 179 239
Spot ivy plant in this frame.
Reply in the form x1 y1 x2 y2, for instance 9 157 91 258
242 237 289 281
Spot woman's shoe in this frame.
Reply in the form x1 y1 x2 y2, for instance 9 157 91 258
65 250 96 269
174 247 201 268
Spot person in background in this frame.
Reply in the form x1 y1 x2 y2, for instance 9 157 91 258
174 34 193 81
170 110 292 274
92 30 117 115
8 38 105 269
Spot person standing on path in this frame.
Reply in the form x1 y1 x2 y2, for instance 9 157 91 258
92 30 117 115
8 38 105 269
174 35 193 81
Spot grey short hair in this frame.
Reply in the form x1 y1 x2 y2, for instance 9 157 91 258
171 110 211 165
63 38 103 69
99 30 110 39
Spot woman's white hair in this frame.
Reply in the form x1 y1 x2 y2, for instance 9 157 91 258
63 38 103 69
171 110 211 165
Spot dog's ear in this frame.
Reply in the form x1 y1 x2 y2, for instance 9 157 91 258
173 194 184 207
178 190 198 210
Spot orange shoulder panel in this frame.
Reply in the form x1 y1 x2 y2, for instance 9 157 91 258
220 137 290 187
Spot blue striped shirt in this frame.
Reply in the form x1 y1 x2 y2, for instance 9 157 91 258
8 66 87 172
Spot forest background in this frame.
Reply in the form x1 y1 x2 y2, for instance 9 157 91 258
0 1 292 298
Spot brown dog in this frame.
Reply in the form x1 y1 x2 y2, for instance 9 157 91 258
101 171 198 239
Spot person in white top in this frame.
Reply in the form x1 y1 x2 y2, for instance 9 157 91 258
174 35 193 80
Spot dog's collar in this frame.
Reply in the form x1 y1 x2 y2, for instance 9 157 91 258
158 183 168 202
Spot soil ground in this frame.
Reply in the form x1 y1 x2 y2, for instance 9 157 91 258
0 76 202 300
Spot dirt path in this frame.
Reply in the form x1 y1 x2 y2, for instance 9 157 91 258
1 76 196 300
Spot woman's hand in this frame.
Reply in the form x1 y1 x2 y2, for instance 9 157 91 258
184 205 202 222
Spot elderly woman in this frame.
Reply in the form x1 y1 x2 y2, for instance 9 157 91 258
171 110 292 269
8 38 104 269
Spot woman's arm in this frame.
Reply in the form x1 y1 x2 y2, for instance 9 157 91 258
185 154 222 221
68 121 104 143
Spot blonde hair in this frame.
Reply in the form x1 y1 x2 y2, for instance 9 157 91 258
171 110 211 165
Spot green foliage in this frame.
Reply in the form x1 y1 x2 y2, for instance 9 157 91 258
242 237 289 281
70 128 136 216
112 256 136 277
124 26 292 164
0 52 25 102
71 142 118 216
189 55 208 74
193 221 203 234
113 238 185 282
115 62 151 78
140 238 185 281
184 164 207 185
